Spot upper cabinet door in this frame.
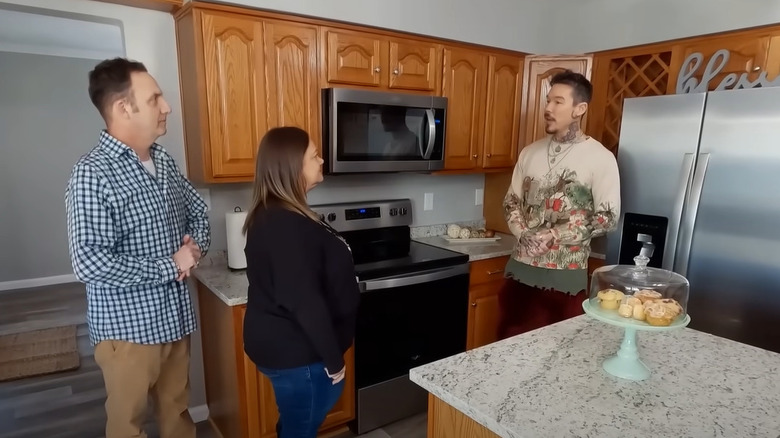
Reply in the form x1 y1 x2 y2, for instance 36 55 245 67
442 47 489 170
483 54 523 169
387 38 441 91
669 35 771 92
200 12 267 178
323 28 386 87
263 20 321 145
519 55 593 150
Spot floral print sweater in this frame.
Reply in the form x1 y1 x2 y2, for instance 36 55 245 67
504 136 621 270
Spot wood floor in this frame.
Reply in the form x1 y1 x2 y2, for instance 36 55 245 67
0 283 426 438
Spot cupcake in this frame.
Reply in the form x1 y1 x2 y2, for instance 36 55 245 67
634 289 662 303
597 289 625 310
643 298 683 326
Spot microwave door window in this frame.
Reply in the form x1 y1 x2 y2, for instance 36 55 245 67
369 106 426 160
336 102 428 161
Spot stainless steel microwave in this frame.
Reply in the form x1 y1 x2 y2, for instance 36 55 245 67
322 88 447 174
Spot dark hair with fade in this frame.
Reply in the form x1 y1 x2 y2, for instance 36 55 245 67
550 70 593 104
88 57 147 119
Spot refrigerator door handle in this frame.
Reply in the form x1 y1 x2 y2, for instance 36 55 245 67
664 153 696 271
675 153 711 276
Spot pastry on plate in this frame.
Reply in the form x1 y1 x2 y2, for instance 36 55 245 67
634 289 662 303
597 289 625 310
643 298 683 326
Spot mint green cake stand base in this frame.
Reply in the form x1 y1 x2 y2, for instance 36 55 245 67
582 299 691 381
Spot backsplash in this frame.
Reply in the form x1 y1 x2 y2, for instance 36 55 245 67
203 172 486 252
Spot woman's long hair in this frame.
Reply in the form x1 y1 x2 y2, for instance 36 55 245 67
243 127 319 233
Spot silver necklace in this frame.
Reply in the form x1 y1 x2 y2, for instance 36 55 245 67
547 138 574 166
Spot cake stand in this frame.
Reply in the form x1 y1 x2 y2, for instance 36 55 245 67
582 299 691 381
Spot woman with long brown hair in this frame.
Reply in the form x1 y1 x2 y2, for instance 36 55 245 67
242 127 360 437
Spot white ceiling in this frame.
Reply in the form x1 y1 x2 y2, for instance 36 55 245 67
0 3 124 59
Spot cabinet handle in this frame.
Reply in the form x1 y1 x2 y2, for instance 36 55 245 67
471 302 477 307
374 67 381 73
393 68 399 75
486 269 502 275
486 153 492 158
473 154 478 158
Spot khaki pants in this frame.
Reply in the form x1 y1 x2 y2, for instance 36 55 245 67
94 336 196 438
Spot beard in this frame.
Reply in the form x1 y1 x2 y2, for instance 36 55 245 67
544 119 556 134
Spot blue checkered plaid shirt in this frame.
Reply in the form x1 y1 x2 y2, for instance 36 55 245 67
65 130 210 346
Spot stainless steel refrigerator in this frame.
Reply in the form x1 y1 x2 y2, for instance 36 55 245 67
606 87 780 354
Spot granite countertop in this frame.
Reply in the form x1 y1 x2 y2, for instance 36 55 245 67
413 232 516 262
193 251 248 306
410 315 780 438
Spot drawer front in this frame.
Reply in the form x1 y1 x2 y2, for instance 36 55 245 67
469 255 510 286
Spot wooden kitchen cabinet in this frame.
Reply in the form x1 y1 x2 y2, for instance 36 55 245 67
442 47 489 170
483 54 524 169
197 282 355 438
442 48 524 171
175 2 527 182
466 255 510 350
321 27 441 92
263 20 321 141
519 55 593 151
588 45 673 154
668 33 780 93
175 6 320 183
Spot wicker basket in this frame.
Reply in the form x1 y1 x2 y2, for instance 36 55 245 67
0 325 80 382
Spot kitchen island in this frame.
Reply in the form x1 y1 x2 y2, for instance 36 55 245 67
410 315 780 438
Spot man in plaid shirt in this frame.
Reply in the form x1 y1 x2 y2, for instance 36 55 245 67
65 58 210 438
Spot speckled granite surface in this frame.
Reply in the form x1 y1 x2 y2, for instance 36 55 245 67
410 315 780 438
192 251 248 306
413 232 516 262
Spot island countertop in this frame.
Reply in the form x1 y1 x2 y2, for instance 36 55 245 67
410 315 780 438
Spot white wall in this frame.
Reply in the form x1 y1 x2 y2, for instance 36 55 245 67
0 52 106 283
541 0 780 54
0 0 187 166
208 0 549 53
0 0 206 416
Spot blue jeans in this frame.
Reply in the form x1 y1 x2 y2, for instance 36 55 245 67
257 362 344 438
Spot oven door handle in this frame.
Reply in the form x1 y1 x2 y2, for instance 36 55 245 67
359 263 469 292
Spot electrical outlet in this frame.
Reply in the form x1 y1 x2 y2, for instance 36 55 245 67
196 188 211 211
475 188 484 206
424 193 434 211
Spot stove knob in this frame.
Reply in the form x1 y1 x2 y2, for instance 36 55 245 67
327 213 336 222
399 207 407 216
318 213 325 222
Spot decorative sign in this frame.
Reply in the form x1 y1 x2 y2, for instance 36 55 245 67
676 49 780 94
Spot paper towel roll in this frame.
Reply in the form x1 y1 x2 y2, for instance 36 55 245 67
226 207 248 270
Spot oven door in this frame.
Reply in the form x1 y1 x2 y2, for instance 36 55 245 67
323 87 447 174
352 263 469 433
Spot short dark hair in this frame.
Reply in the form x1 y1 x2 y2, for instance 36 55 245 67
550 70 592 104
88 57 147 119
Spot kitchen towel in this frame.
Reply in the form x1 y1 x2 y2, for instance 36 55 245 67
226 207 248 269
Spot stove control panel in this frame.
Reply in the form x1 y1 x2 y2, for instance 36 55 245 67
311 199 412 232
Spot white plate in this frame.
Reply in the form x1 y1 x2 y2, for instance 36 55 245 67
441 236 501 244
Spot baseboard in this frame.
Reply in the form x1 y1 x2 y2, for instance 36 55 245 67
0 274 78 292
189 404 209 423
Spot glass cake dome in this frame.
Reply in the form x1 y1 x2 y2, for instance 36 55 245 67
587 243 689 328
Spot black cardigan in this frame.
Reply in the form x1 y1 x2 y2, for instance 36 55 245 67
243 205 360 374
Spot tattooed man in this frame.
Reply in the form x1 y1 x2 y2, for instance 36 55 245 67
499 70 621 337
